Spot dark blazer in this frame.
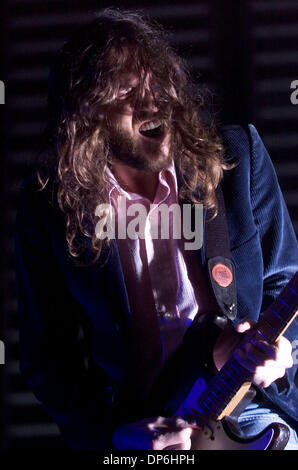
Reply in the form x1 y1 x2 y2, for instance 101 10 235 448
14 124 298 449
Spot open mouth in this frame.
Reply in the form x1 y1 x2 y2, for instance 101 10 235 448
138 119 164 139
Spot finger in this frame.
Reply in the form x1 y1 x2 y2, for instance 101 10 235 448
148 415 183 431
233 348 260 373
251 340 278 360
170 417 192 429
152 427 192 450
233 346 276 372
275 336 294 368
239 338 283 364
250 338 293 368
243 340 277 365
234 355 286 387
150 416 190 432
252 365 286 388
148 416 168 429
164 438 192 450
235 319 255 333
235 340 271 368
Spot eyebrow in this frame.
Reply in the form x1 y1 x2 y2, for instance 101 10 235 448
119 74 140 88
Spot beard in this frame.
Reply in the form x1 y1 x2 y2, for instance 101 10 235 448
107 123 173 172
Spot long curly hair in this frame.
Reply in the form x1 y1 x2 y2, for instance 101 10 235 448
37 8 229 265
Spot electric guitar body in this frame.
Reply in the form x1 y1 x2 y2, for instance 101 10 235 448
174 376 290 450
191 419 288 450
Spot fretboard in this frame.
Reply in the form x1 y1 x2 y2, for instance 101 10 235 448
196 271 298 421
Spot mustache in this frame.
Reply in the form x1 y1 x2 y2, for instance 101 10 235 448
133 110 172 126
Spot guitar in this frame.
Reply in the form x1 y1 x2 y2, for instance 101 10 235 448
149 271 298 450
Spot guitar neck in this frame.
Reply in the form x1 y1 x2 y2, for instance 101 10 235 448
196 272 298 421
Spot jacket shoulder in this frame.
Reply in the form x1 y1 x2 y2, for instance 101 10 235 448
220 124 270 174
220 124 252 161
220 124 250 139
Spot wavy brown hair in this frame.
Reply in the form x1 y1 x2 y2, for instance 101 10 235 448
37 8 229 265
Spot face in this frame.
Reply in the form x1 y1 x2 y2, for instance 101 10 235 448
105 72 172 172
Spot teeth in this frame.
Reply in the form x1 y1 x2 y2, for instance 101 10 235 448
139 119 162 132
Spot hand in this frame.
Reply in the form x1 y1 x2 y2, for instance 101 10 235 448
112 416 193 450
233 320 293 388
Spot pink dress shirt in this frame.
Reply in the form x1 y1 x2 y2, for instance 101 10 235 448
106 160 215 398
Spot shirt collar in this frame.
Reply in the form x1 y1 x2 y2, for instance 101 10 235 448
106 159 178 201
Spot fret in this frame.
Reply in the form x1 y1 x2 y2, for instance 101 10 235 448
222 361 250 390
212 382 229 401
262 310 284 330
256 316 279 342
255 328 268 341
280 298 290 309
216 373 234 391
261 282 298 343
222 361 247 391
269 308 285 323
209 389 224 405
211 379 227 395
265 301 292 323
221 367 237 384
276 291 298 314
198 370 251 420
199 401 211 413
288 286 298 296
285 288 298 302
211 381 226 398
202 393 219 409
228 360 247 380
199 392 228 419
209 377 234 404
277 304 295 318
201 398 216 413
201 392 235 419
221 367 243 390
198 375 237 415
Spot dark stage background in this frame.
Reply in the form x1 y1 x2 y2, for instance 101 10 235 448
0 0 297 450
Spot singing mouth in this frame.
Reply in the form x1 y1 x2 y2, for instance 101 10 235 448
138 119 165 139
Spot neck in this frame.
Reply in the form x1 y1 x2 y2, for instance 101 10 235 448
110 161 159 202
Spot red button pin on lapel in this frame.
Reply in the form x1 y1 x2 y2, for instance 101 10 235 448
211 263 233 287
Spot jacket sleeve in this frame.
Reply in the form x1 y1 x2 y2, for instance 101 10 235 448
14 177 121 449
248 124 298 418
248 124 298 307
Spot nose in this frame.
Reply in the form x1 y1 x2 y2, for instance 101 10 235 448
136 88 159 115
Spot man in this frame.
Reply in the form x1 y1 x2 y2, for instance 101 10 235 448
14 8 298 450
